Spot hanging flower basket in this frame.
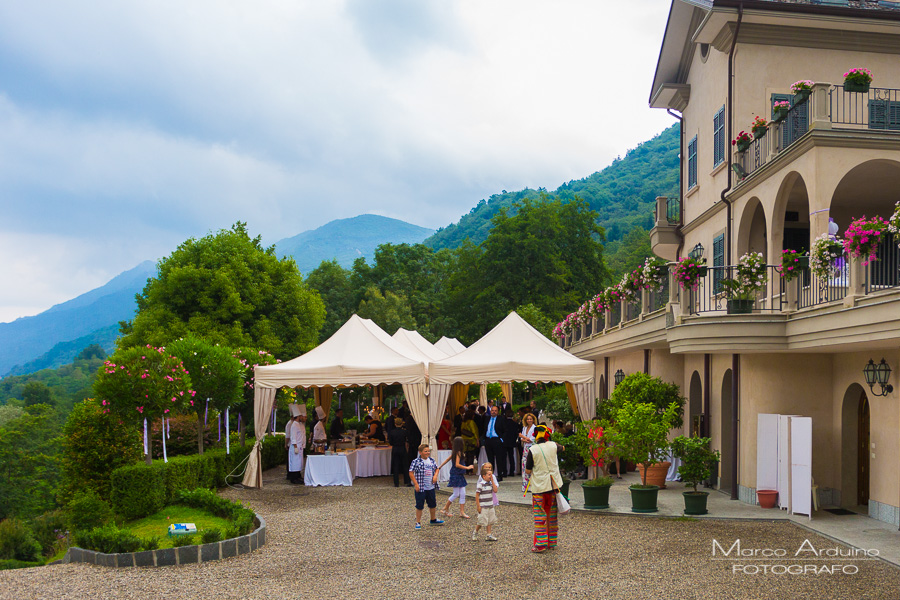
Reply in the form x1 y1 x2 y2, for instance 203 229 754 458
843 68 872 93
888 201 900 238
673 256 707 289
780 248 809 282
844 215 888 266
640 257 668 291
791 80 814 104
810 233 845 279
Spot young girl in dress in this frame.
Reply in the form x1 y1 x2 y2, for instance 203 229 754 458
439 436 475 518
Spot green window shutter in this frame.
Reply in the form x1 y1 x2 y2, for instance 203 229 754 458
779 92 809 148
713 234 725 293
713 106 725 167
869 100 900 131
688 136 698 189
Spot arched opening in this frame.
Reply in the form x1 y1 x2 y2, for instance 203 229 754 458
689 371 702 436
830 160 900 234
840 383 870 510
736 198 768 262
772 172 811 260
599 375 606 400
720 369 734 492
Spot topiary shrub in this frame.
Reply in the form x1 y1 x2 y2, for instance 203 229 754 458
110 463 166 520
171 534 196 548
141 535 161 551
200 528 222 544
73 524 141 554
0 518 42 562
65 489 113 533
30 509 67 557
161 455 202 503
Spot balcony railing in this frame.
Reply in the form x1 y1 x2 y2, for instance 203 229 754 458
649 277 670 312
625 299 641 322
608 303 621 327
685 265 786 315
653 196 682 225
829 86 900 130
797 253 850 309
865 232 900 294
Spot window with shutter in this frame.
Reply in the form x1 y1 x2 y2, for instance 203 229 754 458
713 106 725 167
688 136 698 189
868 100 900 131
713 234 725 293
777 92 809 149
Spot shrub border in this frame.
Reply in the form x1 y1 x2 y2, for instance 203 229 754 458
56 514 265 568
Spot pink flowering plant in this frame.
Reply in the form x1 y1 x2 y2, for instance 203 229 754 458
844 68 873 86
888 201 900 237
780 249 808 283
721 252 767 301
673 256 707 289
620 270 643 303
731 131 752 148
750 116 768 138
588 292 607 319
93 345 195 462
843 215 888 266
773 100 791 111
810 233 845 279
791 80 815 94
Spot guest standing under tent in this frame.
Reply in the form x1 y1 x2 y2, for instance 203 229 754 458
524 425 564 553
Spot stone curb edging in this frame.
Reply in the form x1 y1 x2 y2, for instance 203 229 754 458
57 514 266 568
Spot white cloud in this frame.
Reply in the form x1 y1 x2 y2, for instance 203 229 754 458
0 0 676 321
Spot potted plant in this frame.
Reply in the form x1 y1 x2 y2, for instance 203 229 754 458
720 251 767 314
673 256 707 289
810 233 845 279
573 420 617 509
772 100 791 122
607 400 680 513
843 215 888 266
641 257 668 291
843 68 873 94
671 436 720 515
750 116 768 140
791 80 814 103
779 248 808 283
620 270 643 304
550 431 580 498
731 130 752 153
888 200 900 237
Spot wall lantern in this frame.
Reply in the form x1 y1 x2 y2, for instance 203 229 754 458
864 358 893 397
688 243 705 259
614 369 626 386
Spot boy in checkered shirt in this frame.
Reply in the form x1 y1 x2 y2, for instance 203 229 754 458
408 444 444 530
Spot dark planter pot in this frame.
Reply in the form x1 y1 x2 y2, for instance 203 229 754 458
727 298 754 314
843 80 870 93
582 483 611 509
696 266 708 278
683 491 709 515
752 127 767 140
735 139 751 153
559 479 571 499
793 89 811 104
797 256 810 269
757 489 778 509
629 485 660 513
772 107 789 122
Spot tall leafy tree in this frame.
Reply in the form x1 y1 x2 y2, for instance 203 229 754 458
306 259 356 342
0 404 61 519
356 285 417 335
119 222 325 360
167 335 243 454
22 381 53 407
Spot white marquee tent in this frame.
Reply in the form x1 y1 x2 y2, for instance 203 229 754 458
392 328 449 364
429 311 595 420
241 315 429 488
434 336 466 356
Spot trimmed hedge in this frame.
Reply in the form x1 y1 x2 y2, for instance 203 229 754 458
175 488 256 538
110 435 285 520
73 524 142 554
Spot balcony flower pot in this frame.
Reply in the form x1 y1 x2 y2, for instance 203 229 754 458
793 89 811 104
735 139 751 153
843 68 872 94
727 298 754 314
757 489 778 509
637 461 671 489
582 481 612 510
751 126 767 140
772 106 789 122
683 491 709 515
843 81 869 93
629 485 660 513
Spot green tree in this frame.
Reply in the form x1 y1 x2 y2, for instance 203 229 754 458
232 347 280 446
606 226 653 282
119 222 325 360
76 344 107 361
59 398 141 502
306 259 355 342
515 304 554 339
356 285 417 335
0 404 61 519
93 346 194 463
167 336 243 454
604 372 685 429
22 381 53 407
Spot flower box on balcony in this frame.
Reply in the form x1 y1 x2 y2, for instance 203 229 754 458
726 298 754 314
843 68 872 94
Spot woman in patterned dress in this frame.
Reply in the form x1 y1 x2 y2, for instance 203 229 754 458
519 413 537 492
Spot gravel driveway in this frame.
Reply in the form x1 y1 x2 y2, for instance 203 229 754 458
2 470 898 600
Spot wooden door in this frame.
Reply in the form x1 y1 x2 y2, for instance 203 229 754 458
858 394 870 506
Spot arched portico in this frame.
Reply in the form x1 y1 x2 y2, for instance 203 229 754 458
829 159 900 235
736 198 768 262
770 172 811 262
840 383 870 510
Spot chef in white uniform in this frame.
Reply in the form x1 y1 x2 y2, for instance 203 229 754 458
311 405 328 452
289 404 307 485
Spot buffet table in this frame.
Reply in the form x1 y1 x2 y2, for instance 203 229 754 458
305 451 357 487
355 446 392 477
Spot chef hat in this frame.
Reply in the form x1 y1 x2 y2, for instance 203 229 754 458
315 406 326 419
289 403 306 417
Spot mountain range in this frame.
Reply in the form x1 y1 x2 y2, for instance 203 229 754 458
0 124 679 378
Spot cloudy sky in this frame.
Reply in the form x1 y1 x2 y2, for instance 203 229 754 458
0 0 676 323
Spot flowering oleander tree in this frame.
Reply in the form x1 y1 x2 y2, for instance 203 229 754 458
168 335 243 454
93 345 194 464
843 215 888 266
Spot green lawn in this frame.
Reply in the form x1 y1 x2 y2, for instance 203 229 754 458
124 505 232 549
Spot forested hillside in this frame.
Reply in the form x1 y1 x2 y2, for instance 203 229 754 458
425 123 679 249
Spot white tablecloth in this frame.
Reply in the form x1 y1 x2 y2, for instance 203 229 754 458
355 447 392 477
435 450 452 482
305 451 357 487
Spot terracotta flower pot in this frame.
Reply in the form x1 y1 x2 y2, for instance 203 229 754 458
757 489 778 509
637 461 671 489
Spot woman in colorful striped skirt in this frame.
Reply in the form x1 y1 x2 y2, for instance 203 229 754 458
524 424 564 553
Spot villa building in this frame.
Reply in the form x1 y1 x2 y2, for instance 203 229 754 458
564 0 900 526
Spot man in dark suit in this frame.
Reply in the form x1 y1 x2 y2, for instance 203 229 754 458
482 405 507 481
